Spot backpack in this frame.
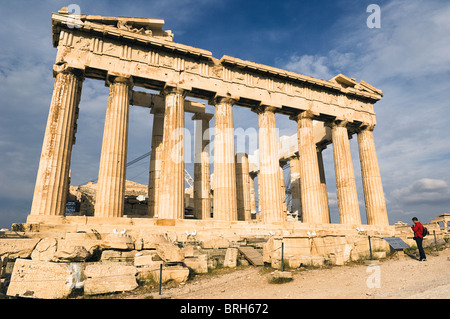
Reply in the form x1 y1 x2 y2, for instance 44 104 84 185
422 226 428 237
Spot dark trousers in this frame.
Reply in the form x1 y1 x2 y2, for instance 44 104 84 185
414 237 426 260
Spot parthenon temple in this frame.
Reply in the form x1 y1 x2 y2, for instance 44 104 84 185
25 8 393 238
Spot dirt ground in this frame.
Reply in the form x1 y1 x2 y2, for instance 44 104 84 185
152 248 450 299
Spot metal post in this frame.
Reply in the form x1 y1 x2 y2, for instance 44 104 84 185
159 263 163 295
368 235 373 260
433 230 439 254
281 242 285 271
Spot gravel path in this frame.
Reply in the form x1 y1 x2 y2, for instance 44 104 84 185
161 248 450 299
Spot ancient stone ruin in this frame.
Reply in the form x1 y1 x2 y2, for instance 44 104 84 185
2 8 448 299
29 8 390 227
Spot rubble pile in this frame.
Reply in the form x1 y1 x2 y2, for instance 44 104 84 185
0 230 217 299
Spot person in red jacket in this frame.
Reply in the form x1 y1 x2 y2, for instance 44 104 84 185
411 217 426 261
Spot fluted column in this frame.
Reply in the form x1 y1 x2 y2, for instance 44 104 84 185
147 106 165 217
193 112 214 219
255 106 284 223
30 64 84 216
211 96 237 221
292 111 328 224
317 145 331 223
95 76 133 218
357 125 389 226
157 85 187 219
289 155 302 220
236 153 252 221
330 120 361 225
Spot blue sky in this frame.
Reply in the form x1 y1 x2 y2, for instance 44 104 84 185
0 0 449 228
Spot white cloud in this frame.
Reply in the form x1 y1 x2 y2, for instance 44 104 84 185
392 178 450 205
282 54 333 80
279 50 355 80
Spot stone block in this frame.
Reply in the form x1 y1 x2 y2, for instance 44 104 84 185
30 238 57 261
200 237 229 249
65 232 98 240
286 255 328 268
284 237 311 255
101 250 136 263
156 243 184 262
52 246 91 262
100 233 134 250
147 265 189 283
83 264 138 295
311 236 347 257
134 253 163 270
134 238 143 250
223 248 238 268
58 238 101 253
184 255 208 274
263 237 282 263
181 244 195 258
7 259 76 299
0 238 40 260
350 235 370 258
140 233 170 249
287 256 301 268
57 239 101 261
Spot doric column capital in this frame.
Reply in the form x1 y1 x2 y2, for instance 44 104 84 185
209 93 238 106
279 159 288 167
289 110 319 122
52 63 85 80
106 74 134 88
249 171 258 179
357 123 376 133
324 119 350 129
161 83 189 97
251 104 278 115
316 142 328 152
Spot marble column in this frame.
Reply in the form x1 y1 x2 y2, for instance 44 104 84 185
317 145 331 223
289 155 302 220
292 111 328 224
147 106 165 217
30 65 83 216
157 85 187 219
95 76 133 218
193 112 214 219
236 153 252 221
255 106 285 223
357 125 389 226
211 96 237 221
330 120 361 225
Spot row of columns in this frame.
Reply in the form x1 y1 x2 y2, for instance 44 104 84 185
31 67 388 226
